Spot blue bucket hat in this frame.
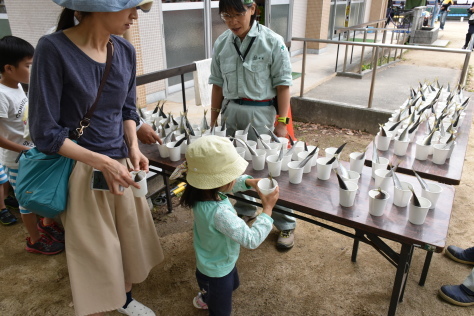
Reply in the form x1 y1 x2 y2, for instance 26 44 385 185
52 0 153 12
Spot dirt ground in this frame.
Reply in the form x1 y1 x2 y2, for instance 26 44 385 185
2 22 474 316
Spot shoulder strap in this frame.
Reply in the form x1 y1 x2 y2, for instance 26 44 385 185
71 40 114 140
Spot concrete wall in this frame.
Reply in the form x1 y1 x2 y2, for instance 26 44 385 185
291 97 391 134
305 0 331 51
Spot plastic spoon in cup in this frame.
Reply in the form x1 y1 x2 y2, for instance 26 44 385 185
412 169 429 191
264 125 280 143
268 173 275 189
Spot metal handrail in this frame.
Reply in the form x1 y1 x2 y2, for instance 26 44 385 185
293 37 472 108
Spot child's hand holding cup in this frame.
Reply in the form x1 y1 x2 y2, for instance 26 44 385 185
256 178 279 217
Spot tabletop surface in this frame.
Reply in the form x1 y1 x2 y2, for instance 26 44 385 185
142 142 454 253
364 97 473 185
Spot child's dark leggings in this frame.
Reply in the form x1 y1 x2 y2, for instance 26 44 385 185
196 266 240 316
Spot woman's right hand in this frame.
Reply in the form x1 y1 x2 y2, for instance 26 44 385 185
257 186 279 216
97 157 139 195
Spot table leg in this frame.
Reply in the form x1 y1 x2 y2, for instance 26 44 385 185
352 230 363 262
387 243 412 316
419 251 433 286
163 174 173 213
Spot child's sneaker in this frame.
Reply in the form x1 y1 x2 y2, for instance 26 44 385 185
25 235 64 255
4 195 19 209
0 208 17 225
37 218 65 243
193 292 208 310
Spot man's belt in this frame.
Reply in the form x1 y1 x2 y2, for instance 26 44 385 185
233 98 274 106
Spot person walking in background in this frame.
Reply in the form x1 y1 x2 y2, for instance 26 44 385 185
209 0 296 249
438 245 474 306
0 35 64 253
28 0 164 315
180 136 279 315
439 0 454 30
462 3 474 49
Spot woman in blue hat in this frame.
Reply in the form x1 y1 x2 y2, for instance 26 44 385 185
28 1 162 315
209 0 297 250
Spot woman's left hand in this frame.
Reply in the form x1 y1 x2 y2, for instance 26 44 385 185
274 122 288 138
129 147 149 172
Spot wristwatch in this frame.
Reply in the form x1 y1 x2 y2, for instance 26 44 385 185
277 117 290 125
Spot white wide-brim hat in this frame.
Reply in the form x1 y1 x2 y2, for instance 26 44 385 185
52 0 153 12
185 136 248 190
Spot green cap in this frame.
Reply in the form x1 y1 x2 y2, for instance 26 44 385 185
242 0 253 4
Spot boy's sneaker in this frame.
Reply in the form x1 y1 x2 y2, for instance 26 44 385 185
193 292 208 310
0 209 17 225
445 245 474 265
4 195 19 209
25 235 64 255
37 219 65 243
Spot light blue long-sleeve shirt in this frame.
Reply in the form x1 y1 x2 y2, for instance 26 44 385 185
193 175 274 277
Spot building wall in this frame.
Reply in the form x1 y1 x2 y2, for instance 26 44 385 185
4 0 60 46
369 0 389 27
290 0 308 54
305 0 331 51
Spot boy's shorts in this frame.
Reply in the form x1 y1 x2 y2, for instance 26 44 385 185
0 164 7 185
4 167 31 214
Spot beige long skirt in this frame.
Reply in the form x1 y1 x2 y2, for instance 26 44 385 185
61 160 164 316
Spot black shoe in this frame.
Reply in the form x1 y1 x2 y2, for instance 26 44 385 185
439 284 474 306
37 219 65 243
0 209 17 225
4 195 19 209
445 245 474 265
25 235 64 255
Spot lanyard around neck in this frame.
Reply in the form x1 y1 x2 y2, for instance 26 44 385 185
233 36 256 63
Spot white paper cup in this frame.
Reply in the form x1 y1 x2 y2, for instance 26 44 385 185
307 145 319 166
157 143 170 158
166 142 182 162
257 134 272 149
339 181 358 208
374 169 392 193
251 149 266 171
393 138 410 156
349 152 365 174
371 157 389 179
325 147 339 168
130 170 147 197
214 126 226 137
376 133 392 151
341 170 360 183
368 189 390 216
415 140 430 161
257 178 278 195
266 155 282 177
235 146 246 159
265 143 280 157
278 137 289 150
280 151 292 172
288 161 304 184
421 182 443 210
235 130 248 145
291 142 305 160
432 144 450 165
316 157 333 180
297 151 313 174
244 140 257 160
408 196 432 225
393 181 413 207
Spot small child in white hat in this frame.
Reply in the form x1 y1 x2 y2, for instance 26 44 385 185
180 135 278 314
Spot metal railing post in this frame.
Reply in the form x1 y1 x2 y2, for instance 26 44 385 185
359 29 368 74
343 31 350 73
460 51 471 86
300 41 307 97
368 46 380 109
388 30 395 62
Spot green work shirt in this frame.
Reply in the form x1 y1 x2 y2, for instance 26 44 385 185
209 21 292 101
